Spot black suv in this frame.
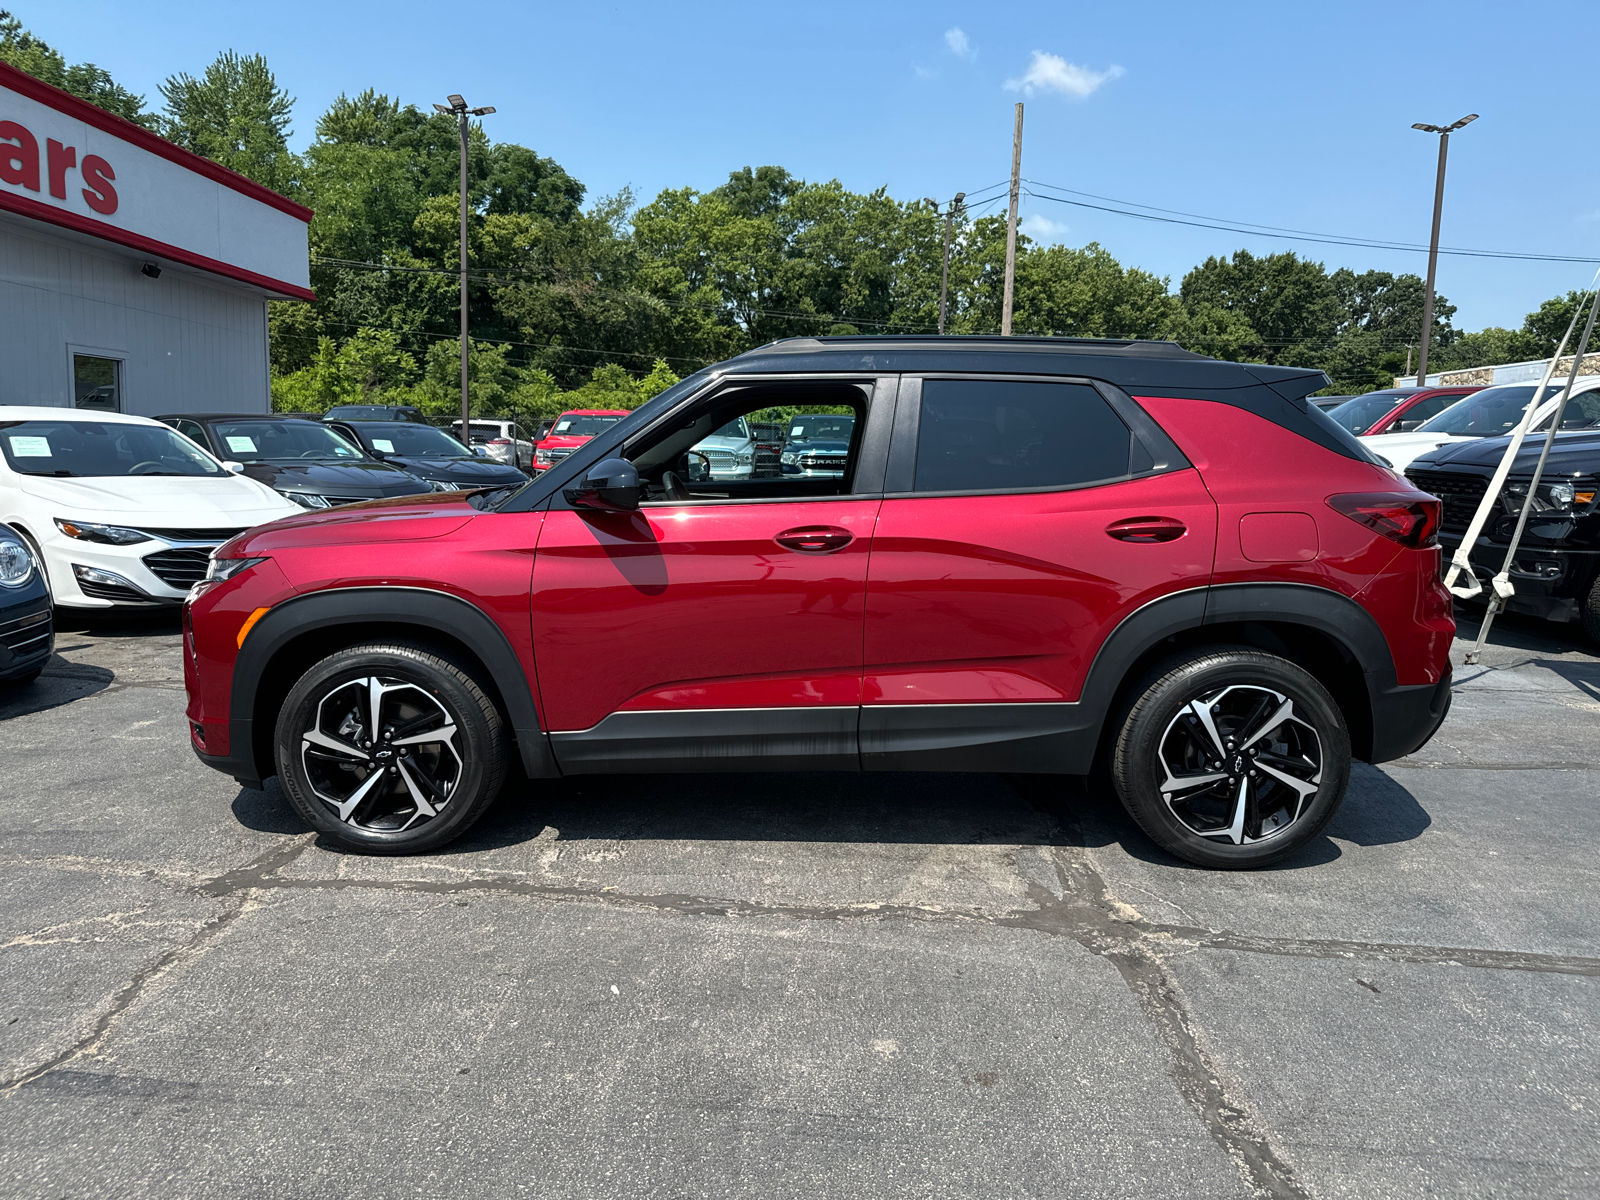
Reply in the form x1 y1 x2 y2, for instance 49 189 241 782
322 404 430 424
325 420 530 490
1407 431 1600 642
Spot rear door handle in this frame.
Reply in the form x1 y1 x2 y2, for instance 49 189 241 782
775 526 854 553
1106 516 1187 543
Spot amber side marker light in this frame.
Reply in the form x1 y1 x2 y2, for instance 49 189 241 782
237 607 271 648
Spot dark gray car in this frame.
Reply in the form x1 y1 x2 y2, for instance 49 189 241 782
326 421 529 489
159 414 435 510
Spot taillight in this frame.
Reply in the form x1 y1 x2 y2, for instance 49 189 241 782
1327 492 1440 548
489 438 511 445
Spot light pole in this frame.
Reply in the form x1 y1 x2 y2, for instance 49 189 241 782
938 192 965 335
1410 113 1476 386
434 94 495 437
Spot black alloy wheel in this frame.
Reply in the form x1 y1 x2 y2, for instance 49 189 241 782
274 642 507 853
1110 647 1351 869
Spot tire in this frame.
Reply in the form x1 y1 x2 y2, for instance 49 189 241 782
1581 575 1600 647
1110 646 1351 869
274 641 508 854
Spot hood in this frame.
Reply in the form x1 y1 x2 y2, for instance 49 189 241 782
383 455 527 485
242 459 430 497
223 491 480 556
786 438 851 452
695 435 752 449
1409 429 1600 476
21 472 298 525
539 435 594 450
1360 430 1470 470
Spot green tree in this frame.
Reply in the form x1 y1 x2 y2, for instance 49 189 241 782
0 10 151 124
159 51 299 191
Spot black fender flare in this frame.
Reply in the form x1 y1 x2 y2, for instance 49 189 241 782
1071 582 1419 767
228 586 555 785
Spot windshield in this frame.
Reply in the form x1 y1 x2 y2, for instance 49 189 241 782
788 415 856 443
1328 393 1406 435
462 422 509 440
214 420 364 462
360 425 471 457
549 414 621 438
0 419 222 477
707 417 750 440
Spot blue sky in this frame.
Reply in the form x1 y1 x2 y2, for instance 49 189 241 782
23 0 1599 330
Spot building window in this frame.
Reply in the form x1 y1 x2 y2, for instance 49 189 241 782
73 354 122 412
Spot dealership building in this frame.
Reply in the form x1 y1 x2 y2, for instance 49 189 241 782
0 63 310 417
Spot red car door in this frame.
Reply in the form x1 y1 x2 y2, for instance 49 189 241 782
862 376 1217 770
529 379 893 771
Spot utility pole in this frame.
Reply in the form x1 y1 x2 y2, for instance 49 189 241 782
1410 113 1476 387
1405 345 1412 379
435 94 496 438
938 192 965 335
1001 103 1023 336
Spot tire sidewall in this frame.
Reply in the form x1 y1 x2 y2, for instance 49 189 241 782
274 644 503 853
1113 649 1351 868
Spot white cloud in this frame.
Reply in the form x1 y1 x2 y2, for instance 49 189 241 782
1004 51 1124 99
913 64 939 80
945 27 975 58
1021 214 1070 243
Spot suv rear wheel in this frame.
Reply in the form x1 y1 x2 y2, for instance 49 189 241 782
274 642 508 854
1110 647 1351 869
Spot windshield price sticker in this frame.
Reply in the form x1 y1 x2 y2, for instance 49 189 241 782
8 436 52 457
224 436 257 453
373 439 395 452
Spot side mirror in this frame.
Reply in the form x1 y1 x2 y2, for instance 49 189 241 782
222 460 244 474
564 457 641 512
473 446 489 458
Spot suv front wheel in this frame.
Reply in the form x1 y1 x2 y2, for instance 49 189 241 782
274 641 508 854
1110 647 1351 869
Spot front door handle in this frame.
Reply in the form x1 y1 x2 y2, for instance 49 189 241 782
1106 516 1187 543
775 526 854 553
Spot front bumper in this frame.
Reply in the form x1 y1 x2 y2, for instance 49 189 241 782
1440 532 1599 623
0 591 52 679
39 534 200 608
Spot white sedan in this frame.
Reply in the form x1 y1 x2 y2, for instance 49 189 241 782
1 407 298 609
1364 377 1600 471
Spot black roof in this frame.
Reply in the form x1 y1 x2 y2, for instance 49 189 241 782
723 335 1329 399
158 412 324 422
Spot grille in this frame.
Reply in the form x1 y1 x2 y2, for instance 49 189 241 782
797 453 847 471
0 608 51 662
137 527 246 542
76 574 152 603
1405 469 1487 534
544 448 572 461
142 547 213 589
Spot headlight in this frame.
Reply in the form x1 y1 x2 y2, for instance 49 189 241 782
54 518 150 544
205 556 266 582
1548 482 1575 508
281 491 331 509
0 536 34 588
781 452 797 464
427 479 457 492
535 449 552 465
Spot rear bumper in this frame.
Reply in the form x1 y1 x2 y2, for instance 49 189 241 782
1367 670 1452 763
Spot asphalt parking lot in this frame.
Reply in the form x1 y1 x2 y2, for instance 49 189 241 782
1 607 1597 1199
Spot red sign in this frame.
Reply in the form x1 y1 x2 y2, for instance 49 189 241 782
0 118 117 214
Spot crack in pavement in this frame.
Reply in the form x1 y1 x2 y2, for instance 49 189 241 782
0 839 313 1095
9 821 1598 1196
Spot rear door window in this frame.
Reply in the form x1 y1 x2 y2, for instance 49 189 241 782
913 379 1133 493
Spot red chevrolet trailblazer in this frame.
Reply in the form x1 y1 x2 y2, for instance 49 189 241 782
184 336 1454 868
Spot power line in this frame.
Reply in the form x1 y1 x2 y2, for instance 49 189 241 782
1021 181 1600 265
